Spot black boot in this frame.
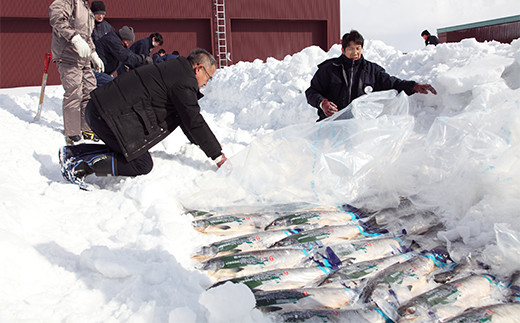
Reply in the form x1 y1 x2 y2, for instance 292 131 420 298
59 144 117 185
70 152 117 178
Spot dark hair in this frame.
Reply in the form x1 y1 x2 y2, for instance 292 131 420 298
342 30 364 49
187 48 216 68
157 48 166 55
149 32 164 46
172 50 180 56
421 30 430 37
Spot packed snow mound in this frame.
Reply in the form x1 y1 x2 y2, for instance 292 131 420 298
1 37 519 322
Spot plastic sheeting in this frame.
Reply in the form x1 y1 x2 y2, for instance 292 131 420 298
182 86 520 273
182 91 414 209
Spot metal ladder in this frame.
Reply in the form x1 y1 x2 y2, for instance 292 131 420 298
214 0 229 68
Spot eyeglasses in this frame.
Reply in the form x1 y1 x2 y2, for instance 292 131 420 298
201 65 212 81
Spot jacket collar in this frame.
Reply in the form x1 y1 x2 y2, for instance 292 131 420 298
334 54 364 68
178 57 204 99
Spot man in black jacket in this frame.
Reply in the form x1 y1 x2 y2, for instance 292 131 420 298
90 1 114 42
118 32 164 75
94 26 149 86
59 48 227 187
421 30 440 46
306 30 436 121
130 32 164 57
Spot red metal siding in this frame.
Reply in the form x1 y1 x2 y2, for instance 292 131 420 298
0 0 340 88
0 0 213 19
230 19 327 62
226 0 340 50
0 18 57 88
226 0 338 19
0 17 211 88
0 0 54 17
96 0 213 19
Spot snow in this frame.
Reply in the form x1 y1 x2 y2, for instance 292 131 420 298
1 37 520 322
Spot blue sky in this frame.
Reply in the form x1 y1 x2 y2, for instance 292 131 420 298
340 0 520 52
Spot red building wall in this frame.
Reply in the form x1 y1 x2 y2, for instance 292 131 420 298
0 17 54 88
225 0 339 63
0 0 339 88
230 19 328 63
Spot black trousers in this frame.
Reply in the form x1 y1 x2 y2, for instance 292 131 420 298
84 101 153 176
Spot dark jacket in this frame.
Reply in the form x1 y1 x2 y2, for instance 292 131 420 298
130 37 154 56
92 19 114 42
155 53 178 64
425 35 440 46
89 57 222 162
95 30 144 75
305 54 416 121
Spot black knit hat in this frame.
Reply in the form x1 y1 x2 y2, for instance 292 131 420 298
119 26 135 42
91 1 106 15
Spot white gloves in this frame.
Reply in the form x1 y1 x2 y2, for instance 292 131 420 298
91 52 105 73
72 34 103 73
71 34 91 58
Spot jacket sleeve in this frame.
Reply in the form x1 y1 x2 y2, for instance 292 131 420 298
305 67 328 109
130 40 148 56
49 0 76 41
111 40 144 69
373 64 416 95
167 82 222 159
92 20 114 42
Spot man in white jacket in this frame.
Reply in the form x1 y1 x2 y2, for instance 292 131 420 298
49 0 105 145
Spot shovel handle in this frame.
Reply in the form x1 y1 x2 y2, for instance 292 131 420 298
44 53 52 74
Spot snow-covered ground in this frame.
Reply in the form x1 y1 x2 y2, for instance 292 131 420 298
1 38 519 322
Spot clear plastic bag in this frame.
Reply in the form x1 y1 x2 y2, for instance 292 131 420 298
182 91 414 209
328 90 408 121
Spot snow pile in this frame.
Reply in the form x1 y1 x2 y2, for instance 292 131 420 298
1 37 519 322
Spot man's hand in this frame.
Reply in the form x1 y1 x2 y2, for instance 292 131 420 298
71 34 91 58
413 83 437 95
320 99 338 117
91 52 104 73
140 54 154 65
215 153 227 168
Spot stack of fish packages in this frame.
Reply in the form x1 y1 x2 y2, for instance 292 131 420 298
187 199 520 322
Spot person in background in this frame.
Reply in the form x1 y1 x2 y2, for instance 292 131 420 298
152 48 166 63
90 0 114 42
93 26 151 86
49 0 105 145
155 50 179 63
306 30 436 121
130 32 164 57
118 32 163 75
59 48 227 186
421 30 440 46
